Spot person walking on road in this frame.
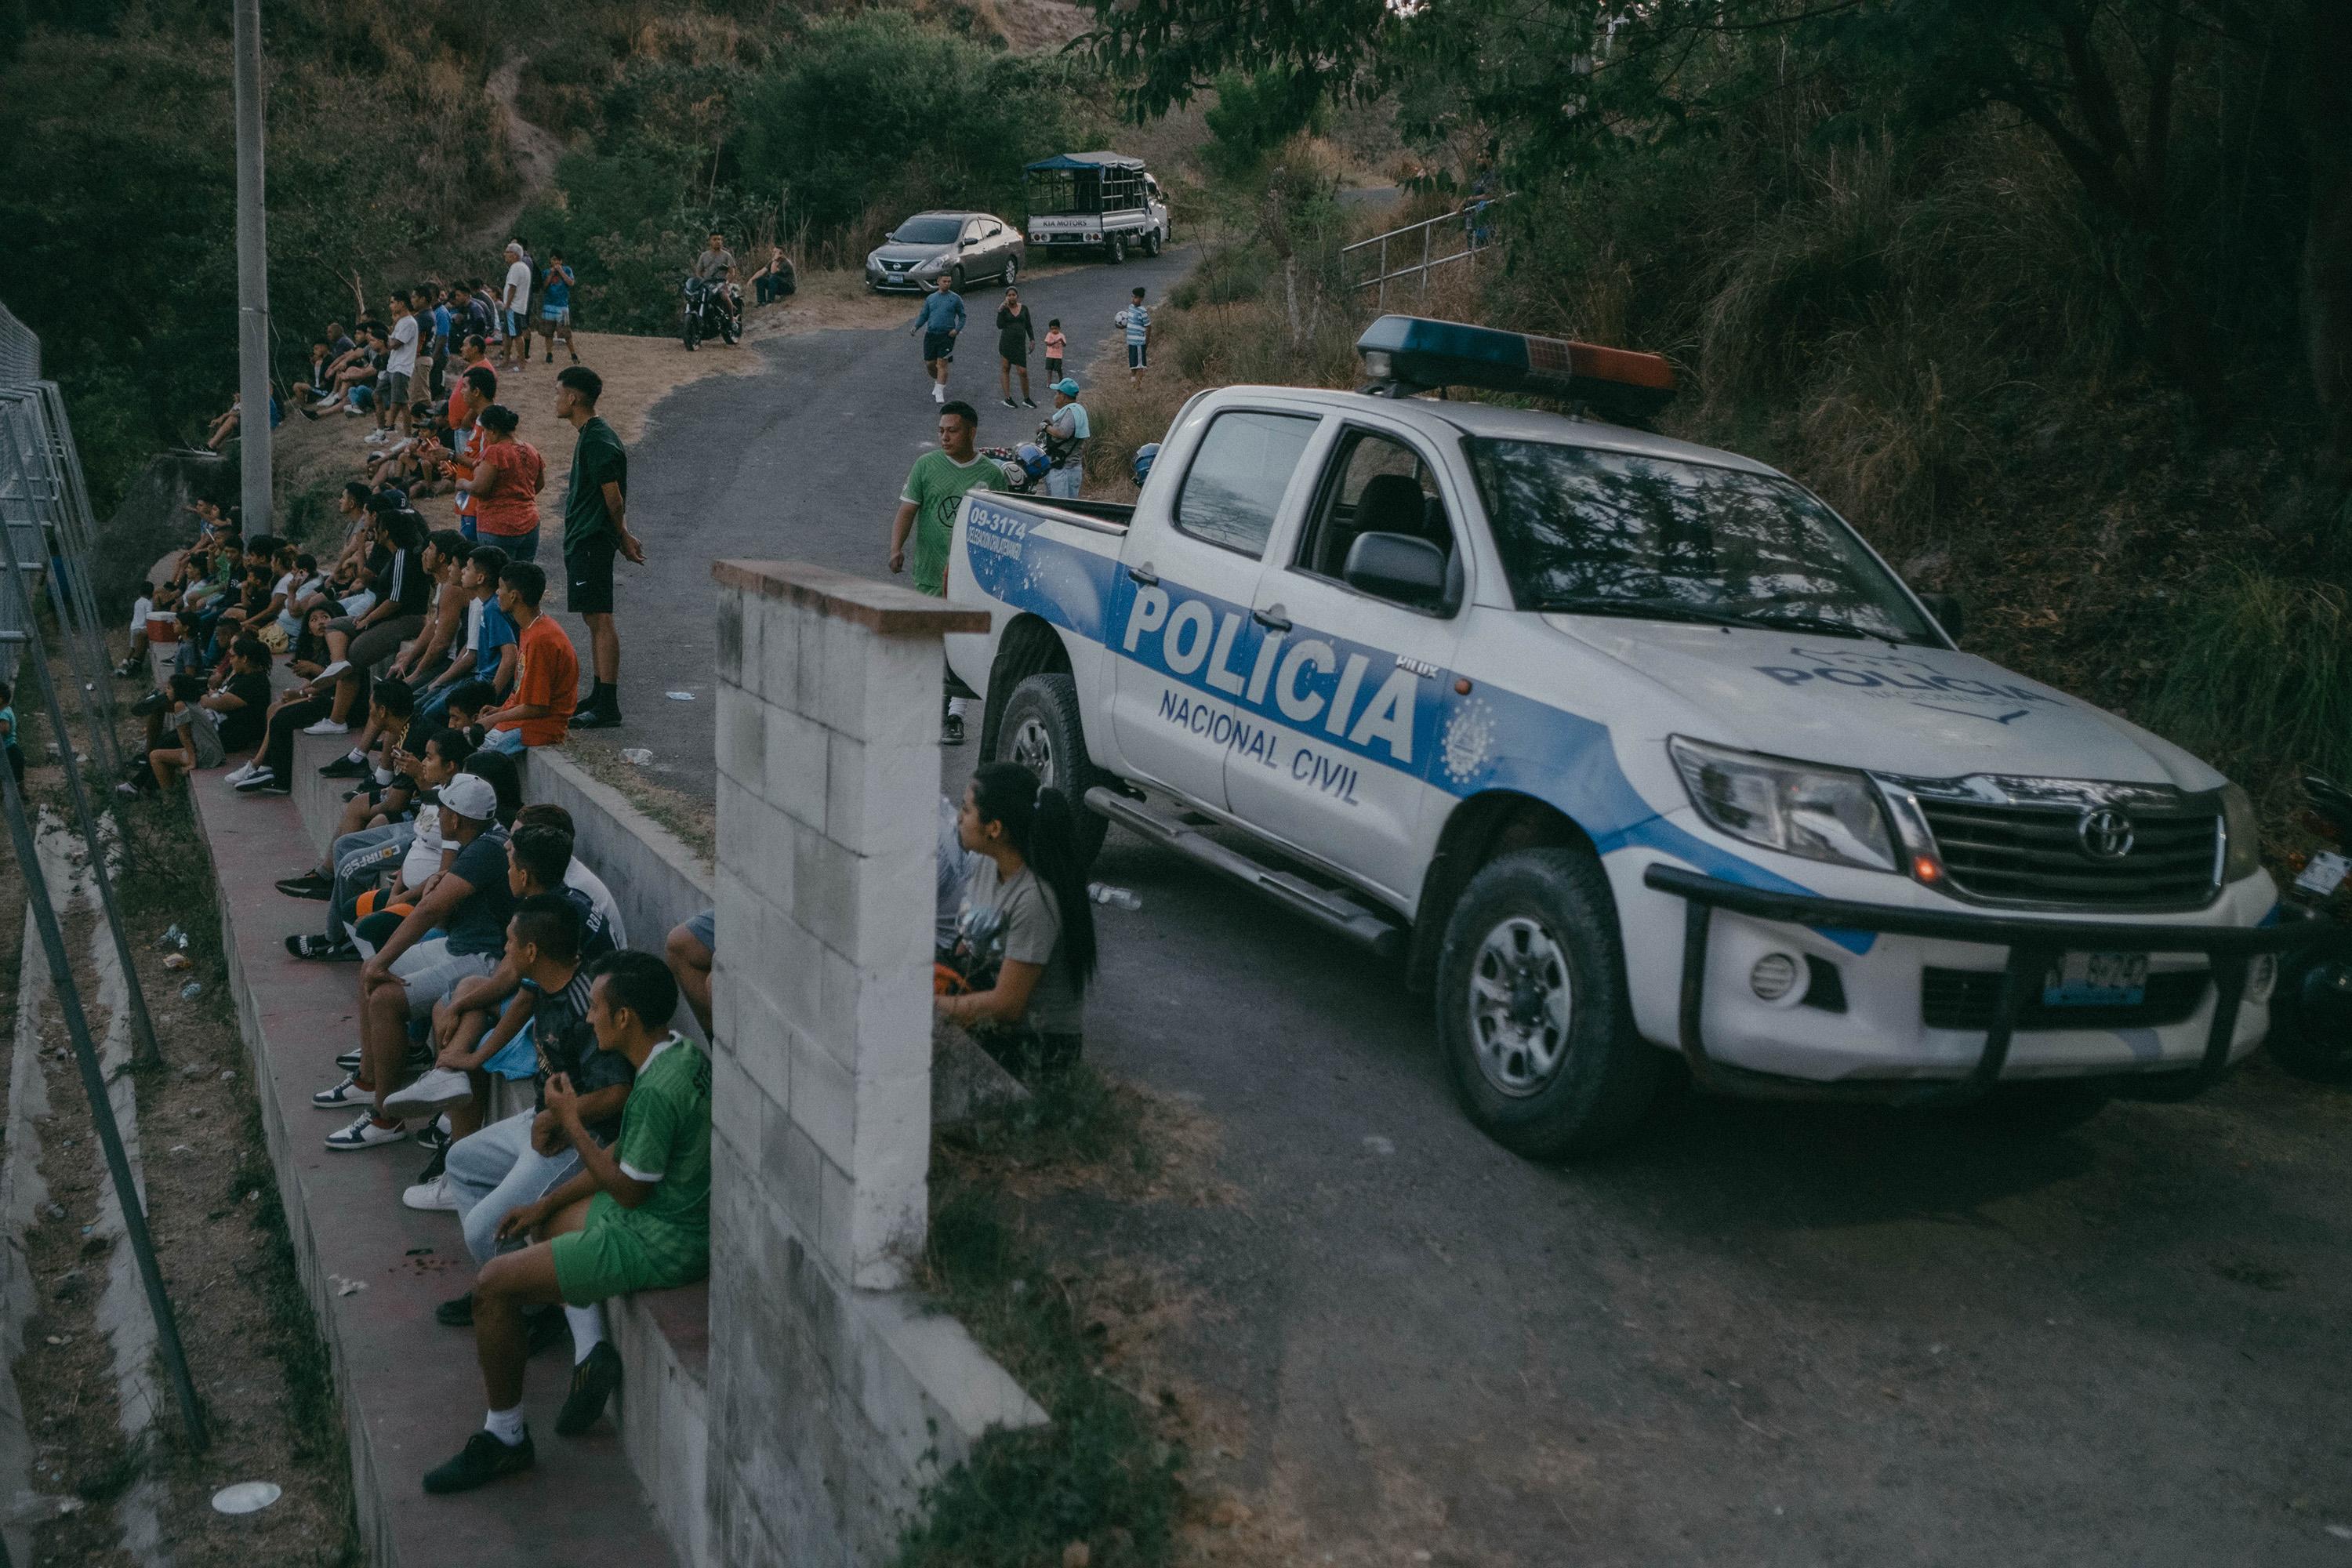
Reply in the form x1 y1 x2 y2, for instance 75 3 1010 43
996 286 1036 408
910 278 966 405
499 243 535 374
1115 286 1152 383
888 401 1003 744
554 366 643 731
1041 379 1089 500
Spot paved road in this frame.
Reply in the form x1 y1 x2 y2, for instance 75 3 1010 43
595 247 1194 780
593 256 2352 1565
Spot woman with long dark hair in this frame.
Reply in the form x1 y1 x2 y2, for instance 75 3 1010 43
935 761 1097 1072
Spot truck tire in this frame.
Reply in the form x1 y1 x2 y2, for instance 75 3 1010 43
1108 233 1128 265
2265 944 2352 1082
1142 227 1161 258
995 672 1109 869
1435 847 1661 1159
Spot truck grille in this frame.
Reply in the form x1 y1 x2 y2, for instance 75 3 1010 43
1921 967 2208 1031
1917 799 2220 909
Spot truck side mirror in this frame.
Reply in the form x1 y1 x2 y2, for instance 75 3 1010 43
1344 532 1448 608
1918 590 1964 642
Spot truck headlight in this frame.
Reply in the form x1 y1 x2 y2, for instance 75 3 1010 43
2220 782 2261 881
1668 736 1897 873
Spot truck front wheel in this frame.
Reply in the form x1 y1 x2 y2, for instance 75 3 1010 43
995 672 1109 870
1436 848 1661 1159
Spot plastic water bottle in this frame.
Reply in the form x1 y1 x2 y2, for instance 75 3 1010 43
1087 883 1142 911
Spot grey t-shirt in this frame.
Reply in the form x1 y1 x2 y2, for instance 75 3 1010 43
960 860 1083 1036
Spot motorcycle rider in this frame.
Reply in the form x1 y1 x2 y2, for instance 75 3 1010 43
691 230 739 331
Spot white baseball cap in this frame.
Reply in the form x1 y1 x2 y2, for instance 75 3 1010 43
439 772 499 823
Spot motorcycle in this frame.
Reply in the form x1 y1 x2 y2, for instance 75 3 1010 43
2265 773 2352 1080
979 439 1053 495
681 273 740 350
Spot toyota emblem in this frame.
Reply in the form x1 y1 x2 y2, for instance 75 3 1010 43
2077 808 2136 860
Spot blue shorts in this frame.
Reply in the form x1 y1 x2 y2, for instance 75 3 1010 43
504 309 524 337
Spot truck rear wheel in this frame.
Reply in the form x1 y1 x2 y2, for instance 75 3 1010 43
995 672 1109 870
1108 234 1128 265
1436 848 1661 1160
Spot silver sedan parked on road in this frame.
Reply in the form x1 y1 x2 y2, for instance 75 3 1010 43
865 211 1025 293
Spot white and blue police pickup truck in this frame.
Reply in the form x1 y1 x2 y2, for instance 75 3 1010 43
942 315 2318 1157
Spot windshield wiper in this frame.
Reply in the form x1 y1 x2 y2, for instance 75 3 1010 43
1540 596 1759 630
1726 609 1868 639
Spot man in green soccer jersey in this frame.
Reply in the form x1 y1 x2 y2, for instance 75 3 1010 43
887 399 1002 744
423 949 709 1494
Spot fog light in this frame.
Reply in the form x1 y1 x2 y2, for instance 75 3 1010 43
2249 953 2278 1004
1750 953 1802 1003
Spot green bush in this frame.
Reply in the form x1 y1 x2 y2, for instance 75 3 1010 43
2137 569 2352 797
1201 67 1324 180
735 13 1089 246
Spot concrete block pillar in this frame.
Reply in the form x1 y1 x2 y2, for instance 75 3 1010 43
708 559 986 1288
704 560 1040 1567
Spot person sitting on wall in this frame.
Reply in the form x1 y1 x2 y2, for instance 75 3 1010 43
423 950 708 1494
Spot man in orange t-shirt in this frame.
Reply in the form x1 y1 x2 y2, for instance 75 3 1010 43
479 561 577 754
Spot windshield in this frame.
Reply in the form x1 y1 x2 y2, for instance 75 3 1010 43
891 216 961 245
1465 438 1936 644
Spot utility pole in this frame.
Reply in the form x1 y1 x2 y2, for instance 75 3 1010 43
231 0 271 539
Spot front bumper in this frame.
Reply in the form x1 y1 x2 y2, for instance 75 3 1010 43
1641 864 2328 1105
866 265 940 292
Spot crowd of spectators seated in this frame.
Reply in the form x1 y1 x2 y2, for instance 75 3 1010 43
110 405 708 1494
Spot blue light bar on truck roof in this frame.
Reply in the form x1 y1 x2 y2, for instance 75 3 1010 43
1354 314 1678 423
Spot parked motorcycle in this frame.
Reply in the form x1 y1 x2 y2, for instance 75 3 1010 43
681 274 740 350
2265 773 2352 1080
980 440 1052 495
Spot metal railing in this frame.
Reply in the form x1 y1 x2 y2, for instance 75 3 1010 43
0 296 206 1449
1341 194 1510 308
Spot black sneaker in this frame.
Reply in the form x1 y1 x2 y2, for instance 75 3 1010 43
319 755 369 779
412 1145 448 1185
422 1429 534 1494
941 714 965 746
277 872 334 898
1022 397 1037 408
435 1290 474 1327
555 1342 623 1436
570 706 622 731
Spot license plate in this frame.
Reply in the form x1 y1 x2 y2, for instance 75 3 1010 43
2296 851 2351 897
2042 951 2148 1007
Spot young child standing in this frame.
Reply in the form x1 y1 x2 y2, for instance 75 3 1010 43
1043 319 1067 385
1113 289 1151 382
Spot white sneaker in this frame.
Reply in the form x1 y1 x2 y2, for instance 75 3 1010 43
233 767 278 793
224 760 256 785
364 430 389 445
311 1072 369 1109
325 1112 408 1151
384 1067 474 1121
302 717 349 736
315 659 351 683
931 383 945 404
401 1174 459 1212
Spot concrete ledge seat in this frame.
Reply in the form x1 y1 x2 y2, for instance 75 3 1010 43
187 756 684 1566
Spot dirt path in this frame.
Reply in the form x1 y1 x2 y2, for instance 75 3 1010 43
472 56 564 252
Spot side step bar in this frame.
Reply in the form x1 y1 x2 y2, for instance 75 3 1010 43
1084 786 1406 960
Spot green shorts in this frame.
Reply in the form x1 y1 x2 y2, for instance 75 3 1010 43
550 1204 706 1306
